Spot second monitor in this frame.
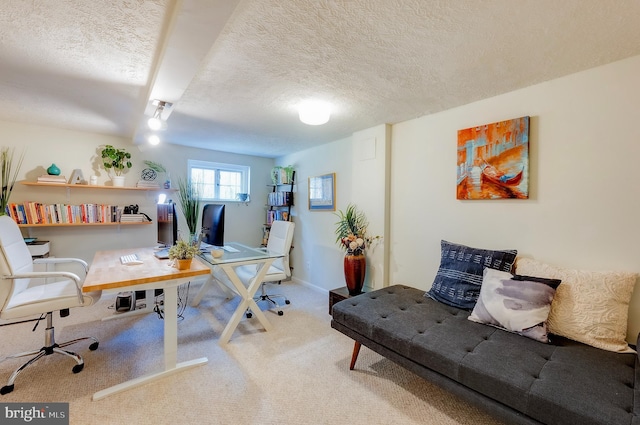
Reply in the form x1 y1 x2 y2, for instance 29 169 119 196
201 204 225 247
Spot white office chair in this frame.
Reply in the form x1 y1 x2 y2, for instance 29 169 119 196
0 216 102 395
238 220 295 316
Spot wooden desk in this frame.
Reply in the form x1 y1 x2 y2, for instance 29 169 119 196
83 247 210 401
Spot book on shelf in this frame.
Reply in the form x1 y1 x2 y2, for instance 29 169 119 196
7 202 121 225
267 191 293 206
37 175 67 183
119 213 148 222
266 210 290 225
136 180 160 188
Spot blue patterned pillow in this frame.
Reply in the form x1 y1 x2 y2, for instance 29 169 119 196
426 240 518 309
468 268 561 343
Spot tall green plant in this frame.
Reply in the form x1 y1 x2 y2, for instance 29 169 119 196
0 147 25 216
176 176 201 237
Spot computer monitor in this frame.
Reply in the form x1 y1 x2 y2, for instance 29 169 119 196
201 204 225 247
157 202 177 248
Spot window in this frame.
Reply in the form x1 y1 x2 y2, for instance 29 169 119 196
188 160 250 202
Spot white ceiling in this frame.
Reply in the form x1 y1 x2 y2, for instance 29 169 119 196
1 0 639 158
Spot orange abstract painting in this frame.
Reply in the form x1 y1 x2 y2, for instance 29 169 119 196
456 116 529 200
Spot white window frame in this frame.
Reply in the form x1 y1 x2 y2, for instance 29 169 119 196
188 159 250 202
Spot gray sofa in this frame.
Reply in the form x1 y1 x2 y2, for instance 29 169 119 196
331 284 640 425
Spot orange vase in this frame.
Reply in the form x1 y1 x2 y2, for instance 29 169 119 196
344 254 366 295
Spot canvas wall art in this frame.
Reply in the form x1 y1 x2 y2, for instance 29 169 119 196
456 116 530 200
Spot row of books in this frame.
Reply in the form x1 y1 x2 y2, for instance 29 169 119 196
266 210 289 225
267 191 293 207
6 202 129 225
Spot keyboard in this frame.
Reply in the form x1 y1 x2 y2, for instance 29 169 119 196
120 253 143 265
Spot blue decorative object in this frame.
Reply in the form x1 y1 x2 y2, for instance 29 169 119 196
47 163 61 175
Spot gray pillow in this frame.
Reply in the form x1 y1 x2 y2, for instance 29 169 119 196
426 240 517 309
468 268 561 342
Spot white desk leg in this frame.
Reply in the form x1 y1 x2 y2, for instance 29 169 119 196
191 273 236 306
92 284 208 401
218 259 275 345
191 275 213 306
164 285 178 368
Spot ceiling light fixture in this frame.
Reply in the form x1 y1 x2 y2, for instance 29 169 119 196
147 134 160 145
148 100 170 130
299 101 331 125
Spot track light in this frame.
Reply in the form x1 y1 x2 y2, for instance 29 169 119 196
148 134 160 145
147 100 170 130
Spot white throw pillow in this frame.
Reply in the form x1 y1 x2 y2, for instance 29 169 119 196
515 257 637 353
468 268 560 343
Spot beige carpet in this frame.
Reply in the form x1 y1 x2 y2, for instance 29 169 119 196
0 281 505 425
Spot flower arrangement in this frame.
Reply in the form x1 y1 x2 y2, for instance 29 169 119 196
335 204 378 256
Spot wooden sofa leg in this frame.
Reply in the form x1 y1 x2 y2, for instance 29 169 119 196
350 341 361 370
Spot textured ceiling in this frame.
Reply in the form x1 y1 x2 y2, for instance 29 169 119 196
1 0 640 158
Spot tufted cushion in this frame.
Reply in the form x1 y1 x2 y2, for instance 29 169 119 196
426 240 518 310
332 285 638 425
468 268 561 343
516 258 637 353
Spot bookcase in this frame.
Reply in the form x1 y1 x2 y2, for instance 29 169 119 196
262 171 295 246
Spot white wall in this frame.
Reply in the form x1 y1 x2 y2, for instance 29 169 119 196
277 137 353 291
1 120 274 263
390 55 640 341
279 54 640 342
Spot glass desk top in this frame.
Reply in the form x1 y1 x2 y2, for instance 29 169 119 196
197 241 283 266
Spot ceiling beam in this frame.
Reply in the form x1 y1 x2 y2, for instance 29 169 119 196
133 0 242 145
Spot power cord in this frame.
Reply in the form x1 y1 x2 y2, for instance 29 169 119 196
152 282 190 321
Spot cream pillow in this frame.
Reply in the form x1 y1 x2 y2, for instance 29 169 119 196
515 257 637 353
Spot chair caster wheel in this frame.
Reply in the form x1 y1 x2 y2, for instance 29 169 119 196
285 300 291 305
72 364 84 374
89 342 99 351
246 312 253 319
277 310 284 316
1 384 14 395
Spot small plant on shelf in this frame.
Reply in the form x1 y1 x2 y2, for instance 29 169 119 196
100 145 132 176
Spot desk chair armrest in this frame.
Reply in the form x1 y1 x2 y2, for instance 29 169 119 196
33 257 89 271
2 271 84 304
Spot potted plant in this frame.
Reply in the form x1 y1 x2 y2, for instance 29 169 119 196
100 145 132 186
335 204 380 295
168 239 200 270
176 176 201 241
270 166 282 185
0 147 25 216
283 165 295 184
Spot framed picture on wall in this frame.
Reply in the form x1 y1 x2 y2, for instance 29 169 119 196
308 173 336 211
456 116 530 200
